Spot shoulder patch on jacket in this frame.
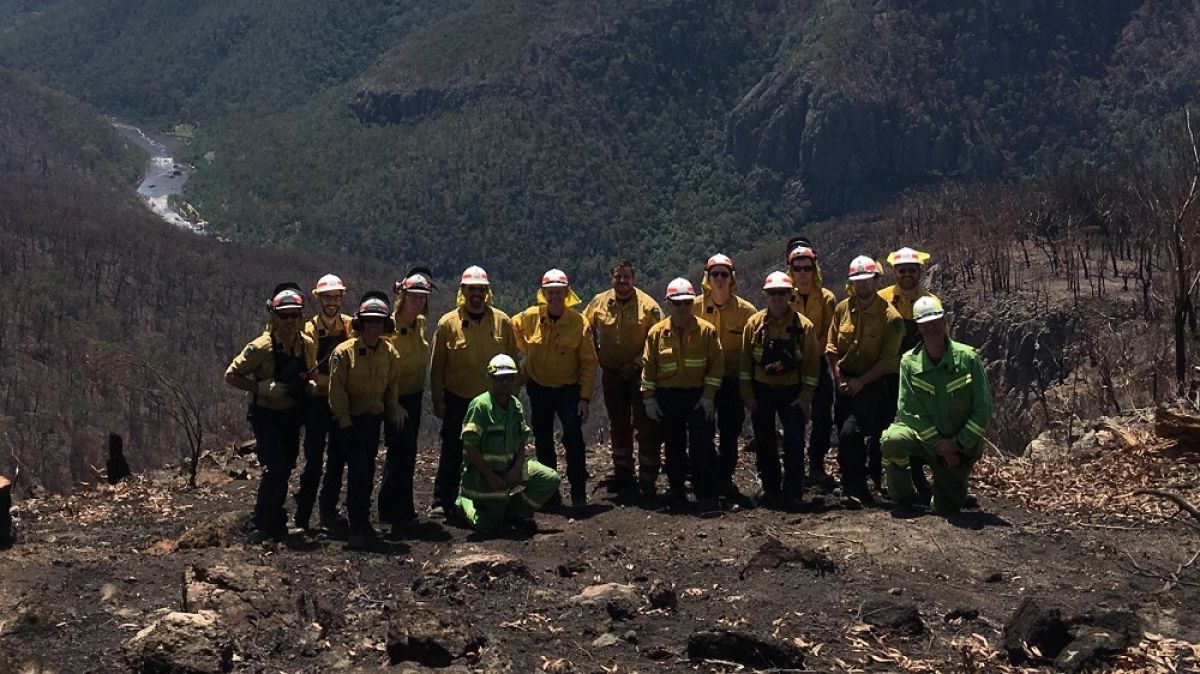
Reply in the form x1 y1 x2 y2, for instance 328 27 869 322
650 307 661 320
243 345 256 358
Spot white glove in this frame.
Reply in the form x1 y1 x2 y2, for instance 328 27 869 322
257 380 288 398
695 397 715 420
643 397 662 422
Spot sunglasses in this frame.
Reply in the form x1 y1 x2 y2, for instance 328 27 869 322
670 299 694 307
896 267 921 275
275 312 302 321
360 317 385 324
766 290 791 297
791 265 815 273
491 374 517 383
708 271 731 278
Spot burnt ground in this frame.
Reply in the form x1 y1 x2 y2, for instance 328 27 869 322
2 436 1199 674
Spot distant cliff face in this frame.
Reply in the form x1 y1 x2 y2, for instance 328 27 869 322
352 0 1172 218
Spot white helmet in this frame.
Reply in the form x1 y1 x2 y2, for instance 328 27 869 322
540 269 570 287
847 255 882 281
912 296 945 324
313 274 346 295
705 253 734 271
460 265 490 286
887 247 930 267
665 277 697 301
762 271 794 290
487 354 519 376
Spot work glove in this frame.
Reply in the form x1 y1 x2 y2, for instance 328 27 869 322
695 397 715 421
257 379 289 399
643 397 662 422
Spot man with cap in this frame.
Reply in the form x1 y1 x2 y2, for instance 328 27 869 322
692 254 757 503
881 297 993 513
740 272 822 510
879 247 938 499
378 269 434 535
513 269 599 509
429 265 519 517
583 260 664 500
328 291 404 549
295 273 352 532
224 283 317 543
456 354 561 534
786 244 838 488
641 278 724 508
826 256 904 507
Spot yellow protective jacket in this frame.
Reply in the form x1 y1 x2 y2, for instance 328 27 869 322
790 286 836 349
430 306 518 402
640 317 724 399
225 330 317 411
739 309 822 404
327 337 402 429
583 288 662 369
303 313 352 396
879 284 939 351
826 293 904 376
384 314 429 396
513 305 599 398
692 291 756 379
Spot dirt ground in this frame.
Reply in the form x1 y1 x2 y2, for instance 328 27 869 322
2 436 1199 674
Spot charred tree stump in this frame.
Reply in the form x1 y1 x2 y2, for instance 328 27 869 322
1154 407 1200 450
0 474 12 549
106 433 131 484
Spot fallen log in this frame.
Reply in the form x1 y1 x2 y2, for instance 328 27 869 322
1 474 12 549
1153 407 1200 450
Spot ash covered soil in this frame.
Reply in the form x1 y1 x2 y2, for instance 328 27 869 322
2 436 1199 674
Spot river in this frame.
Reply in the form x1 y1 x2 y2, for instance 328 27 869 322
112 122 206 235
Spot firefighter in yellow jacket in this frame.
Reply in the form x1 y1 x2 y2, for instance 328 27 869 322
826 256 904 506
428 266 519 517
787 242 839 486
878 247 938 500
378 270 434 535
641 278 724 508
295 273 352 532
740 272 822 511
513 269 599 508
692 254 756 501
328 291 404 549
583 260 664 499
224 283 317 543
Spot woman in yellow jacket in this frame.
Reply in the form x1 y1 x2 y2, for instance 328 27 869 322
786 243 838 485
378 270 434 534
224 283 317 543
513 269 599 509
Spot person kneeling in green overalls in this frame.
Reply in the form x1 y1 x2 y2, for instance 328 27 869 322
881 297 993 514
456 354 561 534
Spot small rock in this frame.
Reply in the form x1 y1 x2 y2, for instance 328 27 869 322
1056 611 1143 673
177 513 241 550
622 630 638 645
386 604 484 667
687 630 805 669
591 633 621 648
643 645 674 661
1003 598 1071 665
570 583 640 606
888 587 903 596
124 610 232 674
983 571 1004 583
944 607 981 623
606 600 637 622
861 599 924 635
647 581 677 611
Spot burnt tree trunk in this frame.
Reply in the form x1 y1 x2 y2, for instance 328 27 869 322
106 433 131 484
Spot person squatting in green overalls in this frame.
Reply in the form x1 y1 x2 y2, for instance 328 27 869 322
456 354 561 534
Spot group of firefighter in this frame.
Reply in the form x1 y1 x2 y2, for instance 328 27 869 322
225 237 993 548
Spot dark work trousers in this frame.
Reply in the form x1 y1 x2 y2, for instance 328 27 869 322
834 375 891 494
247 404 302 536
527 379 587 495
751 382 808 497
714 378 745 488
379 392 422 524
344 413 383 534
656 387 717 498
295 396 346 525
432 392 472 508
881 373 929 494
808 363 835 474
600 367 662 483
